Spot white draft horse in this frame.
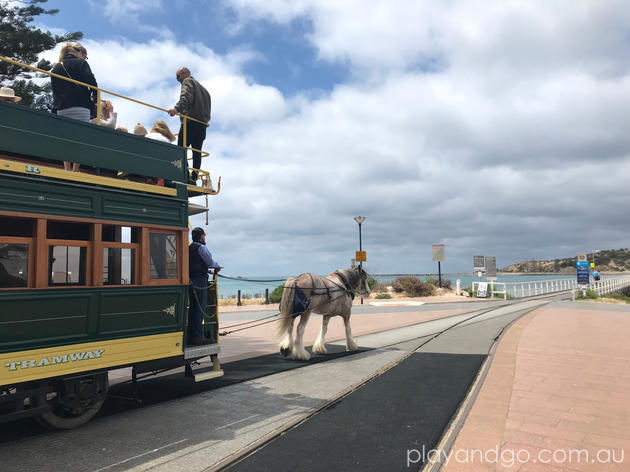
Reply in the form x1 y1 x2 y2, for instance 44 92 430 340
277 267 371 360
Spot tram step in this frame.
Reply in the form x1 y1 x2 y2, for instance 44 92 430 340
184 343 221 359
194 369 224 383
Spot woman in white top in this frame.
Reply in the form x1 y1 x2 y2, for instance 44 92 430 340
145 120 175 185
90 100 117 128
146 120 175 143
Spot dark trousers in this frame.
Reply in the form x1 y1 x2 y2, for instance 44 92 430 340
188 276 208 339
178 120 207 181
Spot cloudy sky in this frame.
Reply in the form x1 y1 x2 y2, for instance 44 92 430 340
36 0 630 276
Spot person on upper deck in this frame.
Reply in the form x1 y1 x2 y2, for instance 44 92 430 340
167 68 211 184
0 87 22 103
146 120 175 143
51 42 98 172
90 100 117 128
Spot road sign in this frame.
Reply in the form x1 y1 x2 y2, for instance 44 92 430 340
577 253 587 262
432 244 445 262
576 260 589 285
473 256 485 271
485 256 497 278
477 282 489 298
355 251 366 262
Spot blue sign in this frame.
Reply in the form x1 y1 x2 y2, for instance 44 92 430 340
576 261 590 285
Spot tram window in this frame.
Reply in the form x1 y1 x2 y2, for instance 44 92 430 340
102 225 139 243
103 248 135 285
0 216 33 237
48 246 87 285
47 221 90 241
149 233 177 279
0 243 28 288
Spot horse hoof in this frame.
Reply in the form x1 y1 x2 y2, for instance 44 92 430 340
313 344 327 355
280 347 290 357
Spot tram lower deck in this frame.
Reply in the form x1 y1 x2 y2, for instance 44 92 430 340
0 100 221 428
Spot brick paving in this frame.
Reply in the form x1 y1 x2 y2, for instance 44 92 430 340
442 304 630 471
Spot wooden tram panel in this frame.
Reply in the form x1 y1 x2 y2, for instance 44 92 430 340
0 101 222 426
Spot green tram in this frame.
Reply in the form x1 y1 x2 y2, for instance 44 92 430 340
0 99 222 428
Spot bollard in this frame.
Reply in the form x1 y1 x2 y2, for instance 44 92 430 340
265 288 269 304
237 289 242 306
456 279 461 296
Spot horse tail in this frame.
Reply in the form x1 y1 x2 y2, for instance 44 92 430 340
277 277 296 337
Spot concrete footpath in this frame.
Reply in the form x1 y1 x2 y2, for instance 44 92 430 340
440 300 630 472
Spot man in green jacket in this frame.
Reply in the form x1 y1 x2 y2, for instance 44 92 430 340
168 67 211 184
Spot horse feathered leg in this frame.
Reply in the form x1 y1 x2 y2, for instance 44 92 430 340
343 314 358 351
313 315 331 355
278 277 297 357
279 317 294 357
292 312 311 360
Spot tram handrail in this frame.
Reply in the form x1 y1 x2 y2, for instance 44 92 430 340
0 55 210 162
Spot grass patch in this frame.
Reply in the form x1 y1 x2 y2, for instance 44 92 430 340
375 293 392 299
576 288 599 300
599 292 630 304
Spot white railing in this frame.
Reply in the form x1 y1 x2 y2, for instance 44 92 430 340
583 276 630 297
469 276 630 300
471 278 578 299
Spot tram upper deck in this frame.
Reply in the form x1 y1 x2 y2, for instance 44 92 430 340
0 65 220 374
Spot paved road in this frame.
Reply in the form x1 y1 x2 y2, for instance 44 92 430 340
0 297 558 472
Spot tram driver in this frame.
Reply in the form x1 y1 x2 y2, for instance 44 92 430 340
188 227 221 345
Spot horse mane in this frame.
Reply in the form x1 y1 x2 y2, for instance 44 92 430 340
333 267 361 290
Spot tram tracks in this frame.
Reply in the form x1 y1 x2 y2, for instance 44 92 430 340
209 296 559 471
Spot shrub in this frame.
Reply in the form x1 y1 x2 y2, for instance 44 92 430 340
576 288 598 300
586 288 599 299
371 282 390 293
375 293 392 299
425 276 452 289
367 276 378 289
269 285 284 303
392 276 436 297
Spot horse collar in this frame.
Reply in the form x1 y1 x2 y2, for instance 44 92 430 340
334 271 355 299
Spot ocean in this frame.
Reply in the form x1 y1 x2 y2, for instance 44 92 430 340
215 273 584 299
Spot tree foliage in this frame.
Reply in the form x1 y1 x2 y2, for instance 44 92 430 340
0 0 82 110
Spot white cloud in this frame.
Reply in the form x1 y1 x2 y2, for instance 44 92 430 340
100 0 163 23
37 1 630 275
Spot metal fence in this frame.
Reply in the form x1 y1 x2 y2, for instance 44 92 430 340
470 276 630 300
583 276 630 297
471 278 578 299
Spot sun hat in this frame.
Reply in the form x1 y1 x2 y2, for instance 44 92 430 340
0 87 22 102
133 123 147 136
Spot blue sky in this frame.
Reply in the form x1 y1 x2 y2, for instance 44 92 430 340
29 0 630 276
43 0 347 96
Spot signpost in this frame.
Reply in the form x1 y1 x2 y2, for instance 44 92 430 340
473 255 485 279
432 244 445 288
576 260 589 286
473 256 485 272
485 256 497 280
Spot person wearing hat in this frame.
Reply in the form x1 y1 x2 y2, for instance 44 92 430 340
188 227 221 345
133 123 147 136
0 87 22 103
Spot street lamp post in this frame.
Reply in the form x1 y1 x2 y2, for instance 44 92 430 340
354 216 366 304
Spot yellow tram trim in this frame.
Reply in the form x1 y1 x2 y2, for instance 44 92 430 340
0 157 177 196
0 332 184 385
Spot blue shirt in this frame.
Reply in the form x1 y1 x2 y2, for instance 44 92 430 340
198 244 219 269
